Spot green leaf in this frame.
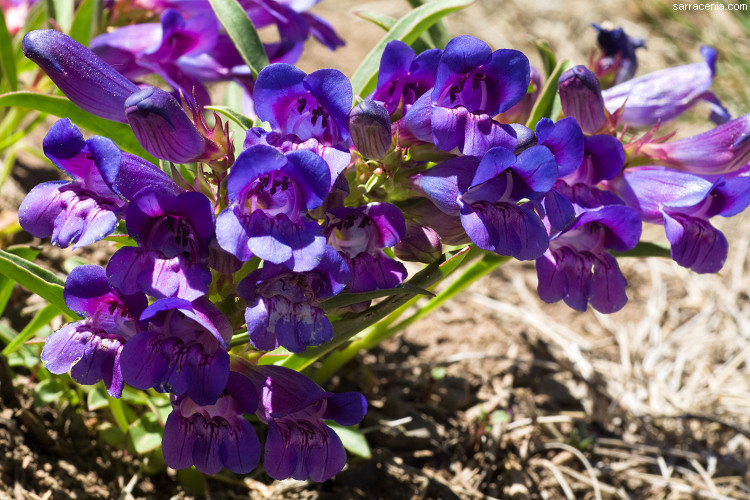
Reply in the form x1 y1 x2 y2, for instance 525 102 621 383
128 412 163 454
350 0 475 98
204 105 254 130
0 247 39 317
525 59 573 129
321 284 433 311
69 0 98 47
405 0 453 49
0 9 17 92
353 10 434 55
0 248 74 317
611 241 672 259
0 92 157 163
208 0 269 79
329 423 371 459
34 377 67 406
2 303 59 355
50 0 74 33
534 39 557 78
88 384 109 411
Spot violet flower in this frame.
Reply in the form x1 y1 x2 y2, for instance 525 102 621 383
612 167 750 273
162 371 261 475
41 265 146 397
415 145 557 260
601 46 731 127
107 189 214 300
370 40 442 115
237 246 350 353
349 100 392 161
326 203 407 296
403 35 528 156
238 363 367 482
639 114 750 175
18 118 177 248
120 297 232 405
248 63 353 183
216 144 331 272
592 24 644 86
23 30 139 123
558 65 608 135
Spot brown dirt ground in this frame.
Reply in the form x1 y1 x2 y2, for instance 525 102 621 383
2 0 750 499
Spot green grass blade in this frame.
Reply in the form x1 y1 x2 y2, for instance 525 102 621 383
204 105 254 130
0 249 74 317
0 9 17 92
525 59 573 129
69 0 98 47
2 303 60 355
0 92 157 163
50 0 75 33
208 0 269 79
0 247 40 317
349 0 475 98
405 0 453 49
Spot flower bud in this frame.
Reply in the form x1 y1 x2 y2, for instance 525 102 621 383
393 222 442 263
348 100 392 160
558 65 607 135
23 30 139 123
125 86 210 163
593 24 644 86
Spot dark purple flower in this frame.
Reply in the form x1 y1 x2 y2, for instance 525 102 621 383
639 114 750 175
498 64 542 125
349 100 392 160
41 265 146 397
19 119 177 248
238 362 367 482
558 65 608 135
216 144 330 272
162 371 261 475
120 297 232 405
371 40 442 115
393 222 442 263
537 205 641 313
326 203 407 295
238 246 350 353
107 189 214 300
592 24 645 86
612 167 750 273
23 30 139 123
415 146 557 260
403 35 528 156
602 46 731 127
125 86 214 163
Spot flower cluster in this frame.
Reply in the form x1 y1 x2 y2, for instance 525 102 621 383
18 20 750 480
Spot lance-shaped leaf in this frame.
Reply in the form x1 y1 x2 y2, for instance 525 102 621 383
0 249 74 317
208 0 269 79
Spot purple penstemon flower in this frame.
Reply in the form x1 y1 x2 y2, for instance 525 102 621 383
18 118 178 249
216 144 331 272
601 46 731 127
236 362 367 482
326 203 407 297
41 265 147 398
403 35 528 156
248 63 353 184
237 246 350 353
120 297 232 405
638 114 750 175
371 40 442 115
162 371 261 475
415 145 558 260
107 189 214 301
611 166 750 273
591 24 645 86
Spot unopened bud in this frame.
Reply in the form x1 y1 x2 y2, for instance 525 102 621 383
125 87 210 163
23 29 139 123
393 222 443 263
349 100 392 160
593 24 644 86
558 65 607 134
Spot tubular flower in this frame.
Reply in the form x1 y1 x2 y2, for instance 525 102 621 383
120 297 232 405
162 371 261 475
41 265 147 397
403 35 528 156
238 362 367 482
592 23 644 86
216 144 331 272
18 119 177 249
237 246 350 353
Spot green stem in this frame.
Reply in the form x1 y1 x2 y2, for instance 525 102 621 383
109 397 130 434
312 253 509 384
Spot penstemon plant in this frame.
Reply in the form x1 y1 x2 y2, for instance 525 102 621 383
2 0 750 485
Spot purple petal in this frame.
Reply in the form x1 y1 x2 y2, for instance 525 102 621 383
663 212 727 273
431 106 517 156
219 418 261 474
162 410 199 470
